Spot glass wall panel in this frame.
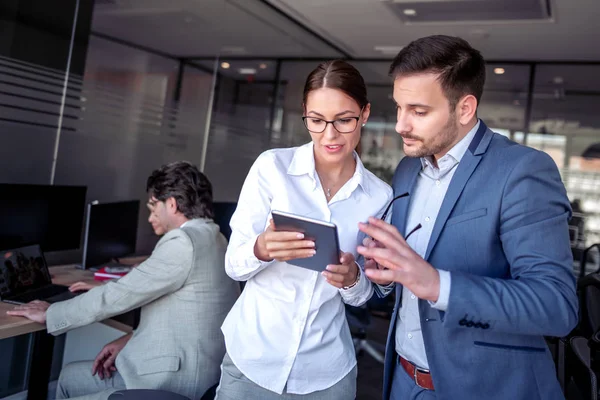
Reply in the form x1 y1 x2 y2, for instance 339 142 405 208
529 64 600 275
53 37 217 254
0 1 83 396
202 59 279 201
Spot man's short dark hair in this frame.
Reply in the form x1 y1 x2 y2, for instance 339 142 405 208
146 161 214 220
389 35 486 109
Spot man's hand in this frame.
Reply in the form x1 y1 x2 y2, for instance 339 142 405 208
322 252 358 289
92 333 132 380
6 300 50 324
69 281 101 292
357 217 440 302
362 236 393 286
254 219 316 262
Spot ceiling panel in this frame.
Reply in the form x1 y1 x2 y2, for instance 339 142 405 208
384 0 550 24
267 0 600 60
92 0 345 58
92 0 600 62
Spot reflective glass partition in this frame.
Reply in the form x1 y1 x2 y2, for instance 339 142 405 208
527 64 600 273
196 58 281 202
53 36 218 252
0 1 84 396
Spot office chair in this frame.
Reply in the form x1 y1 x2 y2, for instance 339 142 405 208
565 335 598 400
578 271 600 338
579 243 600 280
559 271 600 396
108 390 191 400
345 304 386 364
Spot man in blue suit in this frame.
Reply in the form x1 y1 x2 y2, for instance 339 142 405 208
357 35 578 400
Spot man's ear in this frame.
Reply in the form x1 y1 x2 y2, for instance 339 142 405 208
457 95 477 125
166 197 178 213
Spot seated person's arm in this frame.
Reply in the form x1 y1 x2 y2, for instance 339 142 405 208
69 280 103 292
46 229 193 335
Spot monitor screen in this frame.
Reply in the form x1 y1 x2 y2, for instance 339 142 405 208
0 244 51 299
213 201 237 241
82 200 140 269
0 184 87 252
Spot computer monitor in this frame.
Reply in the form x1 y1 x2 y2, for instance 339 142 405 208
213 201 237 241
81 200 140 269
0 184 87 252
0 244 52 300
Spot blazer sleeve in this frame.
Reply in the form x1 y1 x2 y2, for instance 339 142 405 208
46 229 193 335
443 150 578 337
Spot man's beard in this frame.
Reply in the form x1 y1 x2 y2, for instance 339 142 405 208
403 113 459 159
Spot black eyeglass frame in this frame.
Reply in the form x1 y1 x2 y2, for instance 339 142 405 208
379 192 422 241
301 106 365 134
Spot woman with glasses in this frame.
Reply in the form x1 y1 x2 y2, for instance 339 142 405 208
216 60 392 400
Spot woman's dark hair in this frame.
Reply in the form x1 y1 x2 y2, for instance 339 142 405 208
303 60 369 109
146 161 214 220
389 35 486 109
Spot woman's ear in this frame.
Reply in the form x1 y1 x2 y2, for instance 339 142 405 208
362 103 371 126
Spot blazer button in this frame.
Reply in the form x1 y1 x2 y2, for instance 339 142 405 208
482 323 490 330
466 321 474 327
474 322 482 329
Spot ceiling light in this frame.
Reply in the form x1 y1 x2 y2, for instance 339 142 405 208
553 76 564 84
374 45 404 55
403 9 417 16
259 63 268 69
494 68 505 75
221 62 230 69
184 16 193 23
221 46 246 54
470 29 490 39
239 68 257 75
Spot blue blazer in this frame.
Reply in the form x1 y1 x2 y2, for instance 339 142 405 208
382 122 578 400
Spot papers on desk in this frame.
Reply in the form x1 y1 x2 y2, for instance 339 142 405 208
94 266 131 281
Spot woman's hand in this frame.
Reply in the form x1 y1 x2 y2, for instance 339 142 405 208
322 252 359 289
254 219 316 262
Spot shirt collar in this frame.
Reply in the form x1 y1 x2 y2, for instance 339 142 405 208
287 142 370 197
420 119 481 170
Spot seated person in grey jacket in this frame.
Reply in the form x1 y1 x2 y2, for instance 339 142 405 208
8 161 240 400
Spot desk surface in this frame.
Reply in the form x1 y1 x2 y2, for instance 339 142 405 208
0 261 145 341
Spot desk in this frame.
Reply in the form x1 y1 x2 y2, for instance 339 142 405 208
0 262 142 399
0 264 137 340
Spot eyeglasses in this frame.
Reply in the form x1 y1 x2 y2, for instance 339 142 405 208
302 107 364 134
379 192 422 241
302 116 361 134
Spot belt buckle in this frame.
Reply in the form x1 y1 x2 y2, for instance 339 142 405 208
414 366 430 390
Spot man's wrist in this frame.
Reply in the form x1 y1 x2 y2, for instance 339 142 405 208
426 269 441 303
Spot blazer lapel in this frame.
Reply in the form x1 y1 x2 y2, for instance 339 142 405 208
392 158 422 302
424 122 491 261
392 158 421 235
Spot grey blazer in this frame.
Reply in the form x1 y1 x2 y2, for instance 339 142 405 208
47 218 240 399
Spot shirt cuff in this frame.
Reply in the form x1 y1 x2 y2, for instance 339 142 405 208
429 269 451 311
374 280 395 298
227 233 275 280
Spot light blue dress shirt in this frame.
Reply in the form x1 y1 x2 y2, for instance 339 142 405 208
392 121 480 369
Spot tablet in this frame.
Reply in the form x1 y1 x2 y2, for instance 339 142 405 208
271 210 341 272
